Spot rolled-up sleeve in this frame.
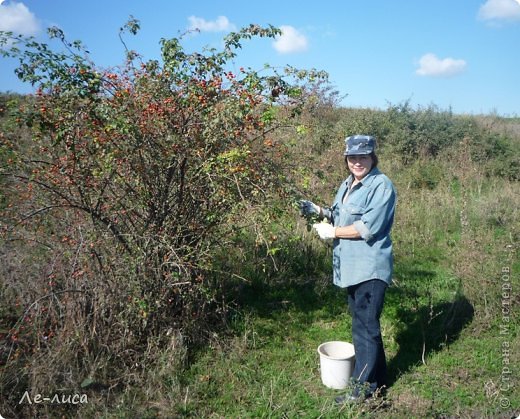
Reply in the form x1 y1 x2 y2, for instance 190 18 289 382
354 183 396 242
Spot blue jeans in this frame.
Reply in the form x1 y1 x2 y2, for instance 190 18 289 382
347 279 387 397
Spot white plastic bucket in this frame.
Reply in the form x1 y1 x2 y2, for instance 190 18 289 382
317 341 355 390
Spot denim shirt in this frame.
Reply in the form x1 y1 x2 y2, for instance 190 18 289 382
325 167 396 288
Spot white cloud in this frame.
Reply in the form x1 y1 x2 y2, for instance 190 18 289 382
478 0 520 22
416 53 467 77
187 15 235 32
272 25 308 54
0 1 39 35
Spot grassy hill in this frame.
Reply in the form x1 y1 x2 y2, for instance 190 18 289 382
1 95 519 418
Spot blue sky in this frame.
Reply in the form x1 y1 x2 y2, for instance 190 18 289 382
1 0 519 116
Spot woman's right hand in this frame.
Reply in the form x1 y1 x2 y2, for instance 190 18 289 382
299 200 320 217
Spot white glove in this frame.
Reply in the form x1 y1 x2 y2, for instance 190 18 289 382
313 223 336 240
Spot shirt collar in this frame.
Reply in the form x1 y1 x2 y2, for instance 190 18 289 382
346 167 381 188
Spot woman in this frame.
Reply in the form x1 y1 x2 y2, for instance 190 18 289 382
300 134 396 403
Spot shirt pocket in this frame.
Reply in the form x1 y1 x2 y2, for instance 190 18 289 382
343 204 366 225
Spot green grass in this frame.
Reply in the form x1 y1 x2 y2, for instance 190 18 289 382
128 264 514 418
175 281 363 418
163 265 473 418
168 287 514 418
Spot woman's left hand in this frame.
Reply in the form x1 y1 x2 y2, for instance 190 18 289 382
313 223 336 240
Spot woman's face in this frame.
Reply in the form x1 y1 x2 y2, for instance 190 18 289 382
347 154 373 180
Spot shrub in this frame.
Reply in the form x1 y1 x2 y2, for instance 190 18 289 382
383 101 478 162
0 20 328 416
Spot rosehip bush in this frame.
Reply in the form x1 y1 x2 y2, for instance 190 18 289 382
0 18 327 412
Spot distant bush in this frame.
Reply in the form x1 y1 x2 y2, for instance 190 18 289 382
0 93 25 117
382 102 467 160
407 160 445 190
469 132 519 181
330 101 519 184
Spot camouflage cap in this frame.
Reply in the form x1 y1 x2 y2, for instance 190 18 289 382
344 135 376 156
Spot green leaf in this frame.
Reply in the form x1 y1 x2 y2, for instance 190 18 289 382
80 377 94 388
